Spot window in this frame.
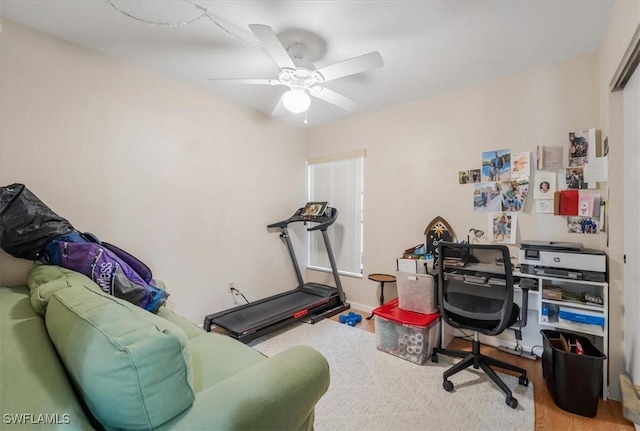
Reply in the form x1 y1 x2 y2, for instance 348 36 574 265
308 150 364 277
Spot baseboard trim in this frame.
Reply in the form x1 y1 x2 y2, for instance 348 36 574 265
347 301 375 314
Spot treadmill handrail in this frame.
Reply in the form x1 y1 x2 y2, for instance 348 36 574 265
267 207 338 231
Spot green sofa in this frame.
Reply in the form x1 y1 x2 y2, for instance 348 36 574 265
0 265 330 430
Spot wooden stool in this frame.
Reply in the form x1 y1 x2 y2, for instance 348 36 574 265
366 273 396 320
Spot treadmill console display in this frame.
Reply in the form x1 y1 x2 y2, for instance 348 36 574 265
301 202 328 219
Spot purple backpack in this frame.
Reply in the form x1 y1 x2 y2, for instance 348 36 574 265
43 232 168 313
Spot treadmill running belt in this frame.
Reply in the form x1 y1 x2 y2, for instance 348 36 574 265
213 291 329 334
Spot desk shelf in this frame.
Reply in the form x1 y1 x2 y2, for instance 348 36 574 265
543 320 605 338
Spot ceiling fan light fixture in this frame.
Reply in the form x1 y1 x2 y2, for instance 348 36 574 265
282 87 311 113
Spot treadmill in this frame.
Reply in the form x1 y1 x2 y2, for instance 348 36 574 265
203 203 350 343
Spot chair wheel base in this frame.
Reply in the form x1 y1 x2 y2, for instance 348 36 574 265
519 375 529 386
506 396 518 409
443 380 454 392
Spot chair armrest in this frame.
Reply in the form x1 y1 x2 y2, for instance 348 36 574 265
513 278 535 328
156 345 330 431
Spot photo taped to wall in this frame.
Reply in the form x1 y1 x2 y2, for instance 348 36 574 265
500 178 529 212
488 212 517 244
511 152 530 179
534 172 557 199
459 170 470 184
567 216 599 234
474 182 503 212
565 167 588 189
481 149 511 183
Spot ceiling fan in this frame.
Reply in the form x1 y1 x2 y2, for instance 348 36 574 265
209 24 384 115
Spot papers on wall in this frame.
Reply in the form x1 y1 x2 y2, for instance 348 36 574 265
459 170 470 184
536 145 563 170
501 177 529 212
536 200 554 214
563 167 596 190
481 149 511 182
568 129 597 167
533 172 557 199
567 216 599 234
511 152 530 179
583 157 609 184
488 212 517 244
474 179 529 213
593 196 602 218
473 182 502 212
578 191 596 217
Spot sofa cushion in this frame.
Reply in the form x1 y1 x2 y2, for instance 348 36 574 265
45 285 195 430
187 332 267 392
156 306 204 340
27 264 101 316
0 285 93 430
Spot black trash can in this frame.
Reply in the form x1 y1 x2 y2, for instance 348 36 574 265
541 330 606 417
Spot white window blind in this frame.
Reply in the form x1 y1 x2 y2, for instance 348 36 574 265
308 151 364 276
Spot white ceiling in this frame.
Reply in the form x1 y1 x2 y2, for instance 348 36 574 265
0 0 614 127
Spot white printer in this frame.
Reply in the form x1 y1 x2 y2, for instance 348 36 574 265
518 241 607 282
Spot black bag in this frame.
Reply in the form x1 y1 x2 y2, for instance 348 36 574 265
0 184 74 260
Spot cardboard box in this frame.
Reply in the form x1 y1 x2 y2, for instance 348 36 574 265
542 287 563 301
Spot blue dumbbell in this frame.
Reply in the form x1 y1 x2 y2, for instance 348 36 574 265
339 314 348 324
347 318 357 326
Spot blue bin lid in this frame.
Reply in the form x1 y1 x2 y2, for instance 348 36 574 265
373 298 440 326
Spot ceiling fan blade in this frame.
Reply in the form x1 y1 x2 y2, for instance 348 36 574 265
311 87 359 111
248 24 297 70
272 94 287 116
315 51 383 83
208 78 281 86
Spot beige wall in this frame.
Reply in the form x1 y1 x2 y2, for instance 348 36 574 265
0 18 307 324
1 4 636 402
598 0 640 400
305 52 620 391
307 53 603 298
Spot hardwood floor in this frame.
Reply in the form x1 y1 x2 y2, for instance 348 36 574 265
330 309 633 431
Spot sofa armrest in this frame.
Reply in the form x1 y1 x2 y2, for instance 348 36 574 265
156 345 329 431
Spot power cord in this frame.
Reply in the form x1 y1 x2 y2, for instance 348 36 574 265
530 344 543 359
513 341 525 356
457 329 475 341
456 332 541 359
230 287 250 304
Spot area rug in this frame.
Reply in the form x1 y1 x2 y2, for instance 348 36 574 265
253 319 534 431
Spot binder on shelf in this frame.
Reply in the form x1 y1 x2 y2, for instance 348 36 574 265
558 307 605 327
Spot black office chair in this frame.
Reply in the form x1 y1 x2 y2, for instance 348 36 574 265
431 242 529 409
